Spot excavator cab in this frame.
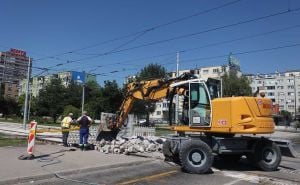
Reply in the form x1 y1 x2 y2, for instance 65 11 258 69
169 78 220 127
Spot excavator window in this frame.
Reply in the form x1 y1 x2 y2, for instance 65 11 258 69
189 82 211 127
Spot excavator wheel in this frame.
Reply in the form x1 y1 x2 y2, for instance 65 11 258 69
254 140 281 171
179 140 214 174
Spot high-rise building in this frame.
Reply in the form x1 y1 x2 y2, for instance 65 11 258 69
0 48 31 100
246 70 300 117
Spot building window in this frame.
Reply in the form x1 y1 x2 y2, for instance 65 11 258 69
277 86 284 89
202 70 209 74
287 85 294 89
288 105 295 109
268 92 274 96
163 103 168 108
213 68 219 73
266 86 275 90
288 92 294 96
156 111 161 115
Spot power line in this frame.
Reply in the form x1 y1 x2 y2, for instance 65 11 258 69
40 7 300 69
87 43 300 78
176 43 300 64
81 24 300 73
33 0 242 62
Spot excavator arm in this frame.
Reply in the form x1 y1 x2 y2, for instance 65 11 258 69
97 73 196 140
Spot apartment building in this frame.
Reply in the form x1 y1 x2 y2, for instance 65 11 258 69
0 48 31 100
246 70 300 117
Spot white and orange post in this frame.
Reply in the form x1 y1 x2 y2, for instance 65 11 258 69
27 121 37 155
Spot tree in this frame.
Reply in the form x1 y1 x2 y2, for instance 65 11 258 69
36 78 65 123
84 81 103 119
63 105 80 118
137 63 167 81
132 63 168 124
64 82 82 108
0 97 19 116
101 80 123 114
222 71 252 97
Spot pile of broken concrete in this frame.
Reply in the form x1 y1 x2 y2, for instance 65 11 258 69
94 136 165 155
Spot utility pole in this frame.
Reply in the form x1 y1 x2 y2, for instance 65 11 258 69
294 74 297 119
81 71 85 115
23 58 31 130
175 52 179 124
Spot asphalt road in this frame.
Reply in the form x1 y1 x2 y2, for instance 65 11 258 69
21 144 300 185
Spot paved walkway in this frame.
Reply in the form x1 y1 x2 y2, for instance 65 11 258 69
0 144 154 184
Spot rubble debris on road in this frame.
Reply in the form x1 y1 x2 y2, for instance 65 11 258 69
94 136 165 155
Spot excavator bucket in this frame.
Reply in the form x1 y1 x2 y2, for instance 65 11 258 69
96 113 120 141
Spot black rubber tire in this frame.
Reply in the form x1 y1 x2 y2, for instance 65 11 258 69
179 140 214 174
162 140 181 164
254 141 281 171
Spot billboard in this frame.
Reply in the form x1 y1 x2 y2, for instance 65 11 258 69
71 71 85 84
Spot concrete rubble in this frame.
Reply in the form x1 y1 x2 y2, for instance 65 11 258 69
94 136 165 155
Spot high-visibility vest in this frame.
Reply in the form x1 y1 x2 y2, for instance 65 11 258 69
61 116 72 128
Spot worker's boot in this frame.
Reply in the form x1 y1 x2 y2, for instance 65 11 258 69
83 144 87 151
79 144 84 151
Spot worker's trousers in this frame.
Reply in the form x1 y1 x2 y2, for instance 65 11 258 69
79 128 89 145
62 127 69 147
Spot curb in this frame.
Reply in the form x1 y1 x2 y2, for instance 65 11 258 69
0 159 154 185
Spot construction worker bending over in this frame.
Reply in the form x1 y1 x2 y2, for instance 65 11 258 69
61 113 74 147
77 111 93 150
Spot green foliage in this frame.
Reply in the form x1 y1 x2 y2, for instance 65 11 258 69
0 97 19 116
137 63 167 81
64 82 82 108
63 105 80 118
131 63 168 122
222 71 252 97
36 78 65 123
280 110 292 122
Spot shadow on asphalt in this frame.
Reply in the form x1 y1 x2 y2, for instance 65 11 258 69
212 157 260 172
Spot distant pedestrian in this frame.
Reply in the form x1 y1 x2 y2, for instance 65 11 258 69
77 111 93 150
61 113 74 147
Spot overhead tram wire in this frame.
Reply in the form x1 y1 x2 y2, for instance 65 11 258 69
88 42 300 78
169 43 300 65
81 24 300 73
37 6 300 70
20 22 300 78
33 0 242 62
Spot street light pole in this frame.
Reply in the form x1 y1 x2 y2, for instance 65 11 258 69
294 75 297 119
81 71 85 115
23 58 31 130
175 52 179 124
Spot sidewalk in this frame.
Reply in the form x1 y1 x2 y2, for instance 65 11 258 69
0 144 155 185
0 121 62 142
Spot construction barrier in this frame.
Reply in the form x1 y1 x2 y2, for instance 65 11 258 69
19 121 38 160
27 121 37 155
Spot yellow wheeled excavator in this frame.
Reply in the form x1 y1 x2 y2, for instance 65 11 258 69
97 73 296 174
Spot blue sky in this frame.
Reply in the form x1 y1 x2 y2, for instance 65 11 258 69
1 0 300 85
